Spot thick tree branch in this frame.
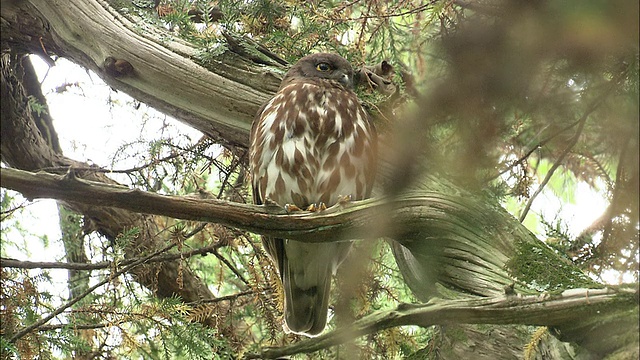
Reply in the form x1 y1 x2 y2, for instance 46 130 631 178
0 167 418 242
0 166 607 316
1 0 282 147
0 166 603 300
246 288 638 359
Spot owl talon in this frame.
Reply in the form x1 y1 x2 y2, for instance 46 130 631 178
306 202 327 212
337 195 352 205
285 204 303 212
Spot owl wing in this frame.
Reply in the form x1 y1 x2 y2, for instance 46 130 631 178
250 100 286 278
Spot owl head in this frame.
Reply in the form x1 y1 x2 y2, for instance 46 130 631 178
281 53 355 90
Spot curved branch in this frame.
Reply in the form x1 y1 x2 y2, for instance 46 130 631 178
0 166 596 300
245 288 638 359
1 167 410 242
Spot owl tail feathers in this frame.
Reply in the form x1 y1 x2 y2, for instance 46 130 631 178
282 268 332 337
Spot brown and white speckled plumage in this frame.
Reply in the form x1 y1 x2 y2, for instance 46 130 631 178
249 53 376 336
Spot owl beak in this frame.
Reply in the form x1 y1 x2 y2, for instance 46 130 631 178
339 73 353 89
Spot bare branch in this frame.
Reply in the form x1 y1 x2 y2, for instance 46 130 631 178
490 118 582 182
35 290 256 331
518 113 589 222
186 290 255 305
211 249 250 286
38 322 116 332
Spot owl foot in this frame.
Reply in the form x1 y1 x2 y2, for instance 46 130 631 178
306 202 327 212
337 195 352 205
284 204 303 213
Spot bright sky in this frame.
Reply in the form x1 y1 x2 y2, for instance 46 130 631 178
0 55 629 287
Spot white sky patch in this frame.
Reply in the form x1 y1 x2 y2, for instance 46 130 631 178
1 197 63 261
338 29 357 46
31 57 203 168
530 181 608 238
290 15 301 31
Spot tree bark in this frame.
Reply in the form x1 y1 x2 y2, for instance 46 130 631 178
1 0 282 147
244 288 636 359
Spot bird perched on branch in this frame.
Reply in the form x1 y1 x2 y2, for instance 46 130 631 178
249 53 377 336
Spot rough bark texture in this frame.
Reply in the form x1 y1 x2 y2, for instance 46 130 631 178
1 0 638 359
1 0 282 147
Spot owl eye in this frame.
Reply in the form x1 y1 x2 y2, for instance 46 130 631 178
316 63 332 72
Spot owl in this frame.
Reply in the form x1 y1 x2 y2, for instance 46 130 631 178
249 53 377 336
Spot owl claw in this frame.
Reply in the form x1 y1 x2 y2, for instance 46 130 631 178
306 202 327 212
285 204 303 212
337 195 352 205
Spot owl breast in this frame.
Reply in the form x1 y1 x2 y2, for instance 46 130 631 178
250 80 375 208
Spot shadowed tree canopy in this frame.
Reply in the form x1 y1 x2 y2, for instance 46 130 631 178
1 0 638 359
